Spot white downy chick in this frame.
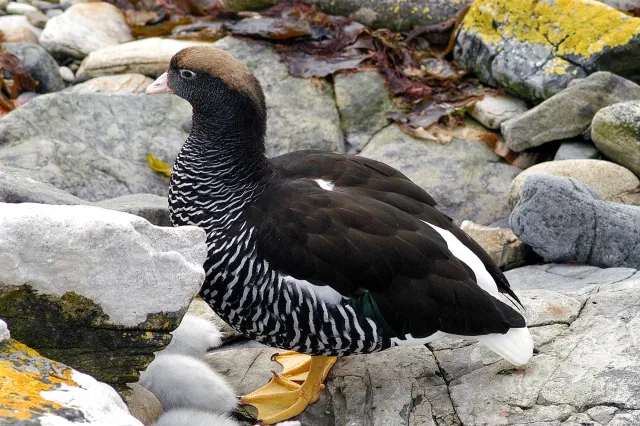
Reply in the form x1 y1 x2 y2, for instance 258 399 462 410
139 353 237 414
163 314 223 359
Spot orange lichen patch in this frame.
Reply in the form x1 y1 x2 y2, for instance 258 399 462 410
464 0 640 57
0 340 76 422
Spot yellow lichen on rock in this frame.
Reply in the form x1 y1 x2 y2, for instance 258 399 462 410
0 339 75 422
464 0 640 57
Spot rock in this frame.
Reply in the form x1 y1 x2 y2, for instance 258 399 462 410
0 320 8 342
301 0 470 32
126 383 163 426
468 93 528 130
592 100 640 176
0 15 40 43
39 2 133 59
0 0 7 10
210 343 458 426
360 124 520 225
0 168 173 226
460 220 530 270
76 37 207 79
508 159 640 209
94 194 171 227
510 175 640 269
597 0 640 12
25 9 48 28
46 8 62 18
6 2 38 14
67 73 154 94
59 65 74 82
3 42 65 93
553 140 600 161
214 37 342 156
0 339 144 425
333 70 396 153
455 0 640 103
0 203 207 390
221 0 278 11
0 92 191 201
443 270 640 425
501 72 640 152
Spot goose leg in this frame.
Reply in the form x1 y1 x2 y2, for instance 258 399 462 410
240 355 337 424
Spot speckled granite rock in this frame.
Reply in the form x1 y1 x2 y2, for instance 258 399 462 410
553 141 600 161
510 175 640 269
455 0 640 103
0 339 143 425
508 159 640 209
592 100 640 176
0 203 206 390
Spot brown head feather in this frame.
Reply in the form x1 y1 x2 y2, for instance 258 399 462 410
172 46 264 109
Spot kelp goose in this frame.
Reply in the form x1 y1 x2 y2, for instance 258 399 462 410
146 45 534 424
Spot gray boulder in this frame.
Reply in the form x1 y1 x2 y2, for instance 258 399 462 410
360 124 520 225
455 0 640 103
553 141 600 161
333 70 396 153
0 203 206 391
510 175 640 269
0 92 191 201
501 72 640 152
591 100 640 176
3 42 64 93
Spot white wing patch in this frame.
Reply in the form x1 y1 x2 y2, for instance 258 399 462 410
421 221 500 299
282 275 343 305
314 179 335 191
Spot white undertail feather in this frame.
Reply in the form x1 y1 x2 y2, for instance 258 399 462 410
476 327 534 366
163 314 223 359
138 353 238 413
152 409 240 426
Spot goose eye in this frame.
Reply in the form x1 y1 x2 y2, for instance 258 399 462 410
180 70 196 80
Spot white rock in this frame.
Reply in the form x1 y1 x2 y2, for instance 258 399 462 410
0 203 206 328
66 73 154 94
138 353 237 414
6 2 38 15
0 319 9 342
39 2 133 59
40 369 144 426
0 15 41 43
597 0 640 12
59 65 75 83
469 93 529 130
0 0 7 10
77 37 207 79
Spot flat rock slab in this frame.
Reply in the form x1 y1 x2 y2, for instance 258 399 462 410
592 100 640 176
76 38 207 79
39 2 132 59
0 92 191 201
360 124 520 225
455 0 640 103
0 203 206 390
510 175 640 269
501 72 640 152
0 339 143 425
67 73 154 94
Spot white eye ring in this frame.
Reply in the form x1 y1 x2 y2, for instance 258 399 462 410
179 69 196 80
